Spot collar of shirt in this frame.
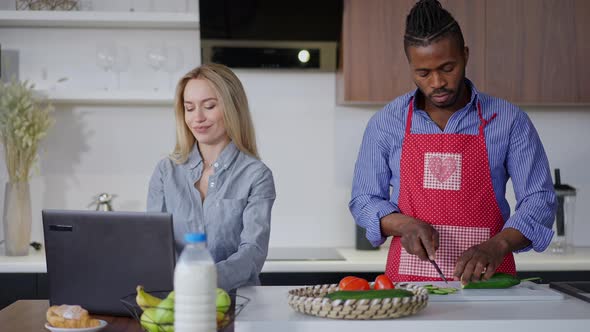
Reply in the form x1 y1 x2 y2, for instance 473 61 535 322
186 141 240 171
411 78 479 117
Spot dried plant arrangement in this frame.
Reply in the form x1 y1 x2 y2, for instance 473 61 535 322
0 80 54 182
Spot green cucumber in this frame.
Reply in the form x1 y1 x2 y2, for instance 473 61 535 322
326 289 414 301
462 272 541 289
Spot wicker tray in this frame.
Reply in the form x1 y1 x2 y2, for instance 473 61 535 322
288 284 428 320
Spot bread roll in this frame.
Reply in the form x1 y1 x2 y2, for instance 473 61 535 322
46 305 101 328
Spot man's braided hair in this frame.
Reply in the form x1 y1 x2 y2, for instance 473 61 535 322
404 0 465 52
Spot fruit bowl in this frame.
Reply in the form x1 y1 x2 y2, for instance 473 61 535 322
120 290 250 332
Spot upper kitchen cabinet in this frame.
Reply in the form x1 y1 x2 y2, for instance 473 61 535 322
338 0 485 104
485 0 590 104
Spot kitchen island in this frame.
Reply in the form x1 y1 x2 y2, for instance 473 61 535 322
2 286 588 332
235 286 590 332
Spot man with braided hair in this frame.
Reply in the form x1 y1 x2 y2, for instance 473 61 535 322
350 0 556 284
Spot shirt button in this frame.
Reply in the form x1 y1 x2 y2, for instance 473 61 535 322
214 162 219 168
210 182 215 188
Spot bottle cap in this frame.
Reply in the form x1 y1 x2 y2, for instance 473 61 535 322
184 233 207 243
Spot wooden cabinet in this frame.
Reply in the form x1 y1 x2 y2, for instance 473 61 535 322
339 0 590 105
339 0 485 104
339 0 414 104
485 0 590 104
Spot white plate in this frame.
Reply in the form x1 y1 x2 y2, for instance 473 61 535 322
44 319 107 332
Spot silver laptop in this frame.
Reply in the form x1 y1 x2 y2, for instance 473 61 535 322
42 209 176 316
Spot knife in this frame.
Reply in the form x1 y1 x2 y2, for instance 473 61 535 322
421 242 448 283
428 258 449 284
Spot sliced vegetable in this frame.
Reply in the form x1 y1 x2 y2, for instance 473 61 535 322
326 289 414 301
462 273 541 289
422 284 458 295
374 274 395 290
338 276 370 291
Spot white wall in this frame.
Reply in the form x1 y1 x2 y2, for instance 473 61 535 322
1 0 589 250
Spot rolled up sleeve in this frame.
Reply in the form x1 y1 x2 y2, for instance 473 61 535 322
504 111 556 252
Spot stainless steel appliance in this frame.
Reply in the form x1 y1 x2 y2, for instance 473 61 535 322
549 169 576 254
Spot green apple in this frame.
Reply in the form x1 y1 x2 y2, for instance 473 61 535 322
216 288 231 314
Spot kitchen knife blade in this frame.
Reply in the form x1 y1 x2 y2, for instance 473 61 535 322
420 241 448 283
428 258 448 283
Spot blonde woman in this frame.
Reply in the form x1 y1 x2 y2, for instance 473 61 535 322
147 64 276 291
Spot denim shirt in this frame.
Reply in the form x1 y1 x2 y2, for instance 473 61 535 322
147 142 276 291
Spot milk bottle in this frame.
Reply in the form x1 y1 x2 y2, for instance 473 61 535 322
174 233 217 332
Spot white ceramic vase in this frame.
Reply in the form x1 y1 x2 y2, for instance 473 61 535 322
2 182 32 256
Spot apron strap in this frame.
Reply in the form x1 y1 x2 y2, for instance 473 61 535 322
405 97 415 135
477 100 497 136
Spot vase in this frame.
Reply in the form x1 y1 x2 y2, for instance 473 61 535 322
2 182 32 256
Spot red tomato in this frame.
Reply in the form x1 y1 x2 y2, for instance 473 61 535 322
374 274 395 290
339 277 370 291
338 276 359 290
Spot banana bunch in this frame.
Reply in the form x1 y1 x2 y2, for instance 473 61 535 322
136 286 174 332
136 285 162 311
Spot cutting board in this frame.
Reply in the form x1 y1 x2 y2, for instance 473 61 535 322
404 281 565 302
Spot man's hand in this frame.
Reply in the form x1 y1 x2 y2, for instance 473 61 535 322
453 239 505 285
380 213 439 261
399 219 439 261
454 228 531 285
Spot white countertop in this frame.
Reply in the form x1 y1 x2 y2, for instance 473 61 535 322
2 246 590 273
262 247 590 272
235 286 590 332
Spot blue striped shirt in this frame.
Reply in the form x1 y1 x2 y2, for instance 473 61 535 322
349 80 556 253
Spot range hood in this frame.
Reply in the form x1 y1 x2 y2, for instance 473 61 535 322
199 0 342 71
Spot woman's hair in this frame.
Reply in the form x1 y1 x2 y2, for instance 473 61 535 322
170 63 259 164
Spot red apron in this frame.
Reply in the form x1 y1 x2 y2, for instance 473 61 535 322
385 98 516 282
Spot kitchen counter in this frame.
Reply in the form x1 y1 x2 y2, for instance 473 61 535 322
2 247 590 273
263 247 590 272
235 286 590 332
